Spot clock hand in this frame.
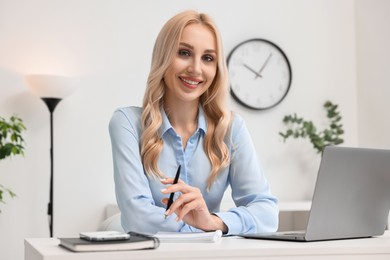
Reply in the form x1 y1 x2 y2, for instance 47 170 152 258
242 63 262 78
256 53 273 79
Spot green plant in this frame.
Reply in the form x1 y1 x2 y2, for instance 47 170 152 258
279 101 344 153
0 115 26 207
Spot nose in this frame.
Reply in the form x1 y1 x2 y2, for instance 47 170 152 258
187 57 202 75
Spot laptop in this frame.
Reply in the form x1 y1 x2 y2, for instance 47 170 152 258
240 146 390 242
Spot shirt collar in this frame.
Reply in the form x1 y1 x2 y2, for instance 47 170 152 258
159 106 207 138
160 108 172 137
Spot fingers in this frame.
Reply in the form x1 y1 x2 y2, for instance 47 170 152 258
160 178 188 194
176 200 200 221
161 198 168 205
160 177 185 185
160 178 186 216
160 178 209 223
164 188 204 219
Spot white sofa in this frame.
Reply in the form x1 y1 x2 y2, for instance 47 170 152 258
97 204 124 232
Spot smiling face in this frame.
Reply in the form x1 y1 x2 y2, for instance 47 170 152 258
163 23 218 108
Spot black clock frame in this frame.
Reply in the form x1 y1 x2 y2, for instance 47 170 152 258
227 38 292 110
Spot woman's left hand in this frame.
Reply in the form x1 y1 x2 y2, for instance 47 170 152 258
161 178 227 232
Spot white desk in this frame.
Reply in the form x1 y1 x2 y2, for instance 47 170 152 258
25 231 390 260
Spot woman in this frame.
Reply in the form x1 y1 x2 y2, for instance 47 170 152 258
109 10 278 235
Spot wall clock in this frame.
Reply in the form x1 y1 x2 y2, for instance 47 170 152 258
227 38 292 110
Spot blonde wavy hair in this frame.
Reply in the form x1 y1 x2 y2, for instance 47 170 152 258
141 10 231 189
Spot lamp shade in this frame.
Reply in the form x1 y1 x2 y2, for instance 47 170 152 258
25 74 78 99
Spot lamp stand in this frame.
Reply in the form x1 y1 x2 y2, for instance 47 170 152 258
42 97 62 237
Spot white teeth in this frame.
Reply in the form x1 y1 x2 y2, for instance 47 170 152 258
181 78 200 85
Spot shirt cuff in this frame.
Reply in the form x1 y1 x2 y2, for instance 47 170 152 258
213 208 256 235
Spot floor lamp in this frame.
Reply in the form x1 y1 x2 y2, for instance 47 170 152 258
26 75 77 237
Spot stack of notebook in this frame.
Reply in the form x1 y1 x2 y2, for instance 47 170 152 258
59 232 159 252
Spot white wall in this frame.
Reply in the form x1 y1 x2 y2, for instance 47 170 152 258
356 0 390 148
0 0 387 259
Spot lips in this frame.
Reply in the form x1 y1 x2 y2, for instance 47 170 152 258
179 76 203 89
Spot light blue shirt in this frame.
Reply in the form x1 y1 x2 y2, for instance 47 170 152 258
109 106 278 235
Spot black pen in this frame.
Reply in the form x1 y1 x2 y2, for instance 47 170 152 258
165 165 181 219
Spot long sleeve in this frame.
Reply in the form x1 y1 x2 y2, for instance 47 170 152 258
109 107 194 234
213 115 279 235
109 107 278 235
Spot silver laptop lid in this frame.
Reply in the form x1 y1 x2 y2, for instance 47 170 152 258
306 146 390 241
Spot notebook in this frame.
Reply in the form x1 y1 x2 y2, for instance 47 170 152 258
155 230 222 243
59 232 159 252
240 146 390 242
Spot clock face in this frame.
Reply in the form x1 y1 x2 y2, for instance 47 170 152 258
227 39 292 110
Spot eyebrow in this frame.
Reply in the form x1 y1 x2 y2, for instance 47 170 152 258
179 42 216 54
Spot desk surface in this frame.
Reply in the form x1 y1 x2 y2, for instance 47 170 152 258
25 231 390 260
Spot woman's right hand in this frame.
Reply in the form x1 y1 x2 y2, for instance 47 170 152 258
161 178 227 232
